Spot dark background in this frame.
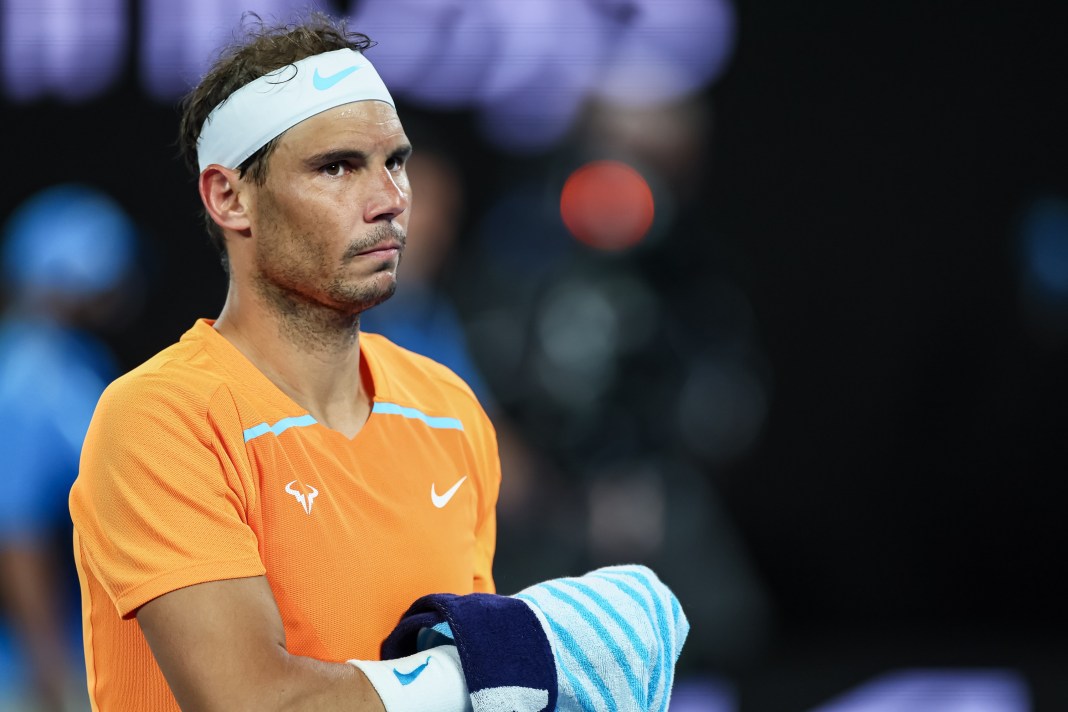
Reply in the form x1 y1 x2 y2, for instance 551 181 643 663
705 2 1068 707
716 0 1068 630
4 1 1068 709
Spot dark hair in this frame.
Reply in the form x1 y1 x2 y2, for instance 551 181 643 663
177 11 374 272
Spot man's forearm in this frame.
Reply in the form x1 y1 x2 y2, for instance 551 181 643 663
136 577 386 712
147 643 385 712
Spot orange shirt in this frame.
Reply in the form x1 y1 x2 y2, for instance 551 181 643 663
69 319 500 711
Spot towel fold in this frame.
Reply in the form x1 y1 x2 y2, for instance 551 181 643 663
515 564 689 712
382 564 688 712
382 591 556 712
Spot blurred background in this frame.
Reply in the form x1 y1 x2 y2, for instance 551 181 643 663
2 0 1067 710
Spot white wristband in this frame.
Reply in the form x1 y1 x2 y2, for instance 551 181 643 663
348 644 472 712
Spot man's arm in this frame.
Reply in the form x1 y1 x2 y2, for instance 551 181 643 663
137 575 385 712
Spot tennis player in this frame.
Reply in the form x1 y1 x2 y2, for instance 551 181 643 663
69 12 497 712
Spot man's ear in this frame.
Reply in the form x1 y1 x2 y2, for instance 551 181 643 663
199 166 251 233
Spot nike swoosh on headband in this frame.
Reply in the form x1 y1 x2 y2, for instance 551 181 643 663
313 65 359 90
196 49 394 172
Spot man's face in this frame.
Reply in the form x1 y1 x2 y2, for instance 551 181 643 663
246 100 412 316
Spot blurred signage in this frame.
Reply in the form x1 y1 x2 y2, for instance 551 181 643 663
1 0 305 102
2 0 735 152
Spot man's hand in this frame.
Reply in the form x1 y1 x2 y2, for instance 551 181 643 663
379 564 689 712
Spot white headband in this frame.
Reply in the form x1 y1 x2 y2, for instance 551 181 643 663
196 48 395 172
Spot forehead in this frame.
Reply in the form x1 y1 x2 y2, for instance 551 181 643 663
277 100 407 156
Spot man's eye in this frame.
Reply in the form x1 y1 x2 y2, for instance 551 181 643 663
322 162 346 177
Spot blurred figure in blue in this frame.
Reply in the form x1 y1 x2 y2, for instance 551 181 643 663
0 184 141 711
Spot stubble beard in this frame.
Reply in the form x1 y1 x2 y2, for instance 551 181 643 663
254 222 406 353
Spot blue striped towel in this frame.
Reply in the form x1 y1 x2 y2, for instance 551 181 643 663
382 564 689 712
515 564 689 712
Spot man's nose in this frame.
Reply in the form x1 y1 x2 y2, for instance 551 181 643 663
365 167 410 223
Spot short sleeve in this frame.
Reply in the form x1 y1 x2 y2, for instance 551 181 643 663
69 374 265 618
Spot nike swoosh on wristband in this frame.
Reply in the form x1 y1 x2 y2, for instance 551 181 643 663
431 476 468 508
393 656 432 686
312 65 359 90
